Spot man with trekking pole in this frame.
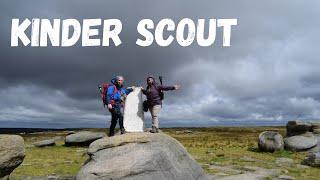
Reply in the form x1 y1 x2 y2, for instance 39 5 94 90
142 76 180 133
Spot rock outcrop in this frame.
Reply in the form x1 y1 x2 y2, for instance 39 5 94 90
284 120 320 153
77 132 208 180
258 131 284 152
65 131 106 146
286 121 312 137
0 135 25 178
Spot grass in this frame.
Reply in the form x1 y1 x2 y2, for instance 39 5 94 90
163 127 319 180
11 131 88 179
9 127 320 179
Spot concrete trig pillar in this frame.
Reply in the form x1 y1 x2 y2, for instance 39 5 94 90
123 87 145 132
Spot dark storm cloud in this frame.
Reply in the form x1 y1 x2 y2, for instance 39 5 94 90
1 0 320 127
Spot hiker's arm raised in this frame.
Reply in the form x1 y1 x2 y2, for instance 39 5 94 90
159 85 180 91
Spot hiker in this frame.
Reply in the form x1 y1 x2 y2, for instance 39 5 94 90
142 76 180 133
105 76 133 136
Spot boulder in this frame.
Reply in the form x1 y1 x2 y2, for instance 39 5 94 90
302 152 320 167
286 121 312 136
284 133 317 151
77 132 208 180
33 139 56 147
65 131 106 146
258 131 284 152
0 135 25 178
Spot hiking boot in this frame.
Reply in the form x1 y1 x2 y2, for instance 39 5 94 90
120 128 126 134
150 126 159 133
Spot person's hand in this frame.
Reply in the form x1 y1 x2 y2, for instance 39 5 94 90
174 85 181 90
107 104 112 110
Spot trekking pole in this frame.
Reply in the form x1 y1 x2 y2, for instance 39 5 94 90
158 76 164 104
159 76 163 85
98 85 105 108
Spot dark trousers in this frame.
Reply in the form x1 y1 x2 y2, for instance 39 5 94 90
109 106 124 136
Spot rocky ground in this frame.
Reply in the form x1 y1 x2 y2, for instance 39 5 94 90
3 126 320 179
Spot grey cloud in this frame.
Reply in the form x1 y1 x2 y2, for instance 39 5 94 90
1 0 320 127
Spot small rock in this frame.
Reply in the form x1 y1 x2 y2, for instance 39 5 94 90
280 169 289 174
216 173 266 180
48 175 59 180
258 131 284 152
284 134 317 151
183 130 193 134
302 152 320 167
214 172 230 176
240 156 258 162
275 158 294 167
278 175 295 180
241 166 260 171
206 149 215 154
208 165 243 175
296 164 310 169
63 160 73 164
33 139 56 147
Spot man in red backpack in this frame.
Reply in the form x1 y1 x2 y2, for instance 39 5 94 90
105 76 133 136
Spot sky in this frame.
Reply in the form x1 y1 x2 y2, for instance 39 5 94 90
0 0 320 128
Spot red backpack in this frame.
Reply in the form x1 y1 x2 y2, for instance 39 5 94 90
98 82 118 107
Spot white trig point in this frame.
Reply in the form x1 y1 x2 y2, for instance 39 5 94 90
124 87 145 132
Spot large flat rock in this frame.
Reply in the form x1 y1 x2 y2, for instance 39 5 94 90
284 133 317 151
77 132 208 180
0 135 25 178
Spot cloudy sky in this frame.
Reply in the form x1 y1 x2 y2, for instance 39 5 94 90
1 0 320 128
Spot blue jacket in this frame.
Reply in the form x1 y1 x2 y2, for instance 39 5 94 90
105 78 133 107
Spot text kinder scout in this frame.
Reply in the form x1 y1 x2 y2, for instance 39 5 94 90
11 18 237 47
